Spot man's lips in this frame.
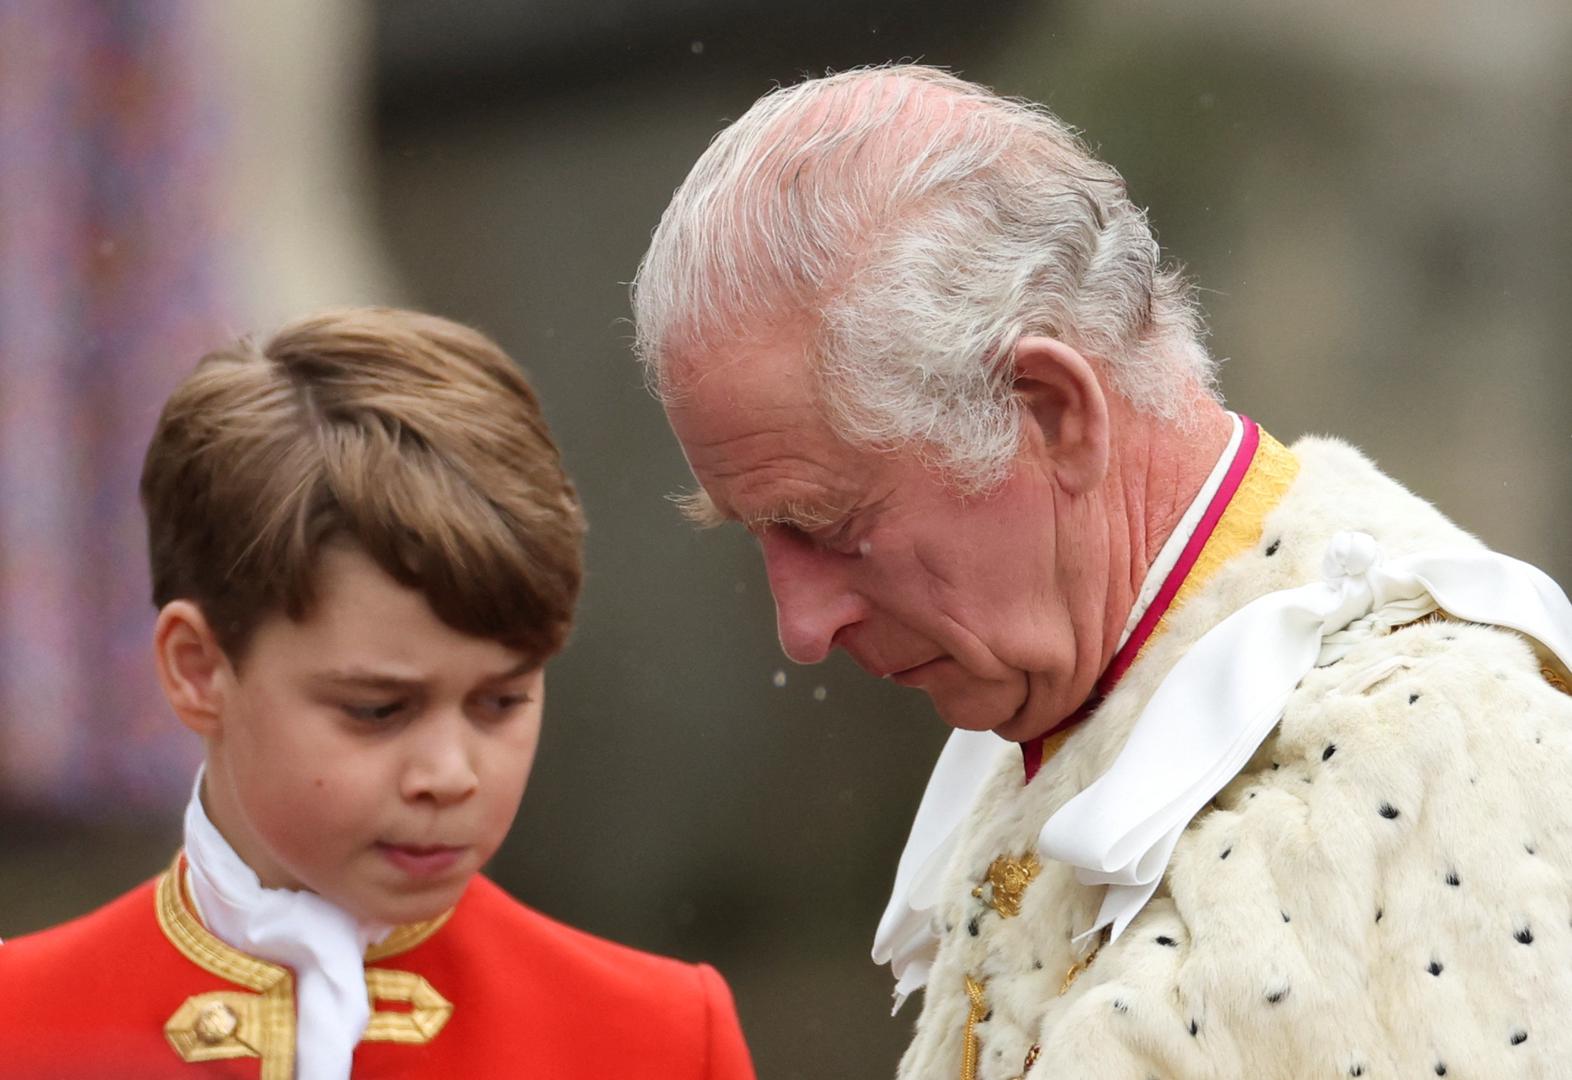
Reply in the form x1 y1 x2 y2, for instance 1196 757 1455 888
376 842 467 878
885 657 948 686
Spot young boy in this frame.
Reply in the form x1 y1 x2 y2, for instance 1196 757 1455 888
0 308 756 1079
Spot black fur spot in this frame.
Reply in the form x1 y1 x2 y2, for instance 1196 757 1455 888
982 1010 992 1023
1282 911 1292 924
1220 847 1232 860
1511 1030 1528 1046
1350 1066 1365 1077
1156 935 1177 947
1446 871 1461 887
1322 743 1337 761
1428 960 1443 976
1435 1064 1447 1076
1375 907 1384 923
1409 693 1421 704
1526 844 1537 855
1112 998 1128 1014
1265 539 1281 556
1266 986 1290 1004
967 918 979 937
1379 802 1401 819
1188 1019 1199 1036
1033 958 1043 970
1515 926 1534 945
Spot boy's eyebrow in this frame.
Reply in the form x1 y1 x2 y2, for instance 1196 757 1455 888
313 656 538 690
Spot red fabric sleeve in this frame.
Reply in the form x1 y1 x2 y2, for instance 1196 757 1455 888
697 963 757 1080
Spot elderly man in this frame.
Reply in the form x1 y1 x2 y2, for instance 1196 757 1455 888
632 66 1572 1079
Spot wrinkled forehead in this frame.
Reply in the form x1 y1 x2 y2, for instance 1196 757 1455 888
661 337 865 519
663 337 823 450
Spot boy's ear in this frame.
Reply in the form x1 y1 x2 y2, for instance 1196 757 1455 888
1011 335 1111 495
152 601 234 737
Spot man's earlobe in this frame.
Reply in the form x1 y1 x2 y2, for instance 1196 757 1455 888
152 601 232 737
1011 335 1110 494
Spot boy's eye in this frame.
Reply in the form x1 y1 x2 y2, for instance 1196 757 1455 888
343 700 406 724
479 692 532 717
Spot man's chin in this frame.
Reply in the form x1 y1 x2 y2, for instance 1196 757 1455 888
930 680 1071 744
928 684 1031 739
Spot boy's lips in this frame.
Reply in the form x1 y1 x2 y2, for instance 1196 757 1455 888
376 842 467 878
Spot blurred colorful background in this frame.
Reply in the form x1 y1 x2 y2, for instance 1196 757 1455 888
2 2 1569 1075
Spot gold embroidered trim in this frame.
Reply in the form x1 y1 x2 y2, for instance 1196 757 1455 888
156 861 295 1080
972 853 1042 918
366 907 454 961
364 968 455 1043
960 974 988 1080
155 853 460 1069
1171 428 1300 612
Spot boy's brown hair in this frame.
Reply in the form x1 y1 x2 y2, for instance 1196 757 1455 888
141 307 584 664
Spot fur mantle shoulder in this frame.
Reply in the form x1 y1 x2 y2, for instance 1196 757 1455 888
896 436 1572 1080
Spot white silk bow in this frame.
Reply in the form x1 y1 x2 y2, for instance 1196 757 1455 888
1040 532 1572 942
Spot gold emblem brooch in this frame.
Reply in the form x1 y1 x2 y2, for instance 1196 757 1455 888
972 852 1042 919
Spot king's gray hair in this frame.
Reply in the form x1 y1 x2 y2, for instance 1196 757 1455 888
632 65 1218 490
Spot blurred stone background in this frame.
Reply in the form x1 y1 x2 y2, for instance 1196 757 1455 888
2 2 1568 1077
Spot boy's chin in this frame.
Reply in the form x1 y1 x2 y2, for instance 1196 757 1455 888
344 877 472 927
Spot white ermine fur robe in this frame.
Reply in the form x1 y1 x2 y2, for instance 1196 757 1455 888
897 437 1572 1080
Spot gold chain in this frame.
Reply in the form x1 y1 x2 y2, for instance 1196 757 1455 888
961 975 988 1080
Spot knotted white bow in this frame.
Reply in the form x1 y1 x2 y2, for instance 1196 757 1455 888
1040 532 1572 943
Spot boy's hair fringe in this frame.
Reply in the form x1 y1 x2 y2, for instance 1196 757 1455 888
141 307 584 663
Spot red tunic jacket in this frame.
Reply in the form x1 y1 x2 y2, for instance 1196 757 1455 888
0 856 756 1079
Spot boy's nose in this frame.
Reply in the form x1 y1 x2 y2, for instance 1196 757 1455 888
402 722 479 806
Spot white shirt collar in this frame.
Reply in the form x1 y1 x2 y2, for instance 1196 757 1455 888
184 767 391 1080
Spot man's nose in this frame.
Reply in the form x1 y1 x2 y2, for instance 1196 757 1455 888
401 715 480 807
759 530 862 664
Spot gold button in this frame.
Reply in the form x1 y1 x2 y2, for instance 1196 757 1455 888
194 1002 239 1045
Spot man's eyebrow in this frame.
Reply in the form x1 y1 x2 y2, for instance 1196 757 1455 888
669 489 845 532
671 488 729 528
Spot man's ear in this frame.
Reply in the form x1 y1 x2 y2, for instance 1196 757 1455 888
1011 335 1110 494
152 601 234 738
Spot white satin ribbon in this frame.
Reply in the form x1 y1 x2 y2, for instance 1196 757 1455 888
1039 531 1572 943
185 769 391 1080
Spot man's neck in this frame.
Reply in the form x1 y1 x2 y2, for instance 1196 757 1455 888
1101 397 1234 664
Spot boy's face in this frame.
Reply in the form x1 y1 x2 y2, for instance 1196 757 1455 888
200 544 544 926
